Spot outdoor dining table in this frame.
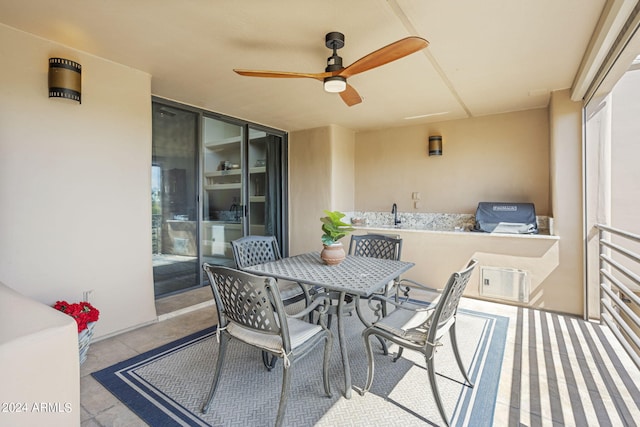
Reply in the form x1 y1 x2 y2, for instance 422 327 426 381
243 251 415 398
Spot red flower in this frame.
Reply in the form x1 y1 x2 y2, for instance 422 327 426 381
54 300 100 332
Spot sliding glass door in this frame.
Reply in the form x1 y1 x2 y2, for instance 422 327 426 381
200 119 288 265
151 103 199 297
201 117 244 266
152 99 288 298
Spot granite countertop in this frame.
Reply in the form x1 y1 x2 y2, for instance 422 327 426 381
347 211 555 238
354 224 557 239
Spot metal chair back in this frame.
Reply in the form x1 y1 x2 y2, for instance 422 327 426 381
231 235 282 269
203 264 288 342
427 259 478 342
348 234 402 261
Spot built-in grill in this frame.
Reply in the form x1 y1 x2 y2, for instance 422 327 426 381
473 202 538 234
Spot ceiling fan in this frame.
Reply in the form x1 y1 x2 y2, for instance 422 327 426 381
233 32 429 107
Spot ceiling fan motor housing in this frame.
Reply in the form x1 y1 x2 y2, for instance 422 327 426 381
325 31 345 72
325 32 345 50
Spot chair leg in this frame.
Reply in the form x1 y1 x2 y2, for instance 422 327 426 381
376 299 391 355
323 333 332 397
426 346 450 427
376 335 389 355
381 298 388 318
450 323 474 386
357 296 389 356
302 284 314 323
326 299 333 330
262 351 278 371
275 360 292 427
361 329 376 394
201 333 230 413
393 347 404 362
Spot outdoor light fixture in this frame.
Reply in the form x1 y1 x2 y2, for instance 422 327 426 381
428 135 443 156
323 76 346 93
48 58 81 103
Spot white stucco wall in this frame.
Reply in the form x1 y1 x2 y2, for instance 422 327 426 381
0 24 157 338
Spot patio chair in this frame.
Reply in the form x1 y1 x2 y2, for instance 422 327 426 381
201 265 332 427
231 235 307 303
231 235 310 369
360 259 478 427
348 234 403 318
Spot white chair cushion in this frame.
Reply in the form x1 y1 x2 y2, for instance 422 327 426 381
228 317 322 354
375 305 433 345
375 297 456 345
277 280 305 301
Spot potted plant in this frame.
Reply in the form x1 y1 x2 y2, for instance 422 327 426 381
54 300 100 364
320 210 355 265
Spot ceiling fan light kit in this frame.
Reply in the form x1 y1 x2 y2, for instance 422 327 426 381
324 76 346 93
234 31 428 106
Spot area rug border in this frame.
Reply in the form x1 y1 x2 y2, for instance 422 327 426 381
92 308 508 427
93 327 217 426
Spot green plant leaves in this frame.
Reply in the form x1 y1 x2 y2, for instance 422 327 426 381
320 210 355 245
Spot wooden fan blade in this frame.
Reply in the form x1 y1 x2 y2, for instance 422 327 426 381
340 84 362 107
339 36 429 78
234 69 330 81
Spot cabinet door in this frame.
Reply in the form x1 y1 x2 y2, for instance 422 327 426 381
202 117 244 265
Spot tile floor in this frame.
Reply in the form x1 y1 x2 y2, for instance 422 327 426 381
80 288 640 426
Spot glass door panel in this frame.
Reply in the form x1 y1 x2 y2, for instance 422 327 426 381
202 117 244 267
248 129 267 235
248 127 284 240
151 103 199 298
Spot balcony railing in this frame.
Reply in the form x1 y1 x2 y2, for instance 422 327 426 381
597 224 640 369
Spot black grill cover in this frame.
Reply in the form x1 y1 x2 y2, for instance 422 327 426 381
473 202 538 234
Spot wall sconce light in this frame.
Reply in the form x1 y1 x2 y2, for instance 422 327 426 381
428 135 442 156
48 58 81 103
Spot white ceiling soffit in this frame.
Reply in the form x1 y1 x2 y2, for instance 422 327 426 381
0 0 608 131
572 0 640 102
586 3 640 105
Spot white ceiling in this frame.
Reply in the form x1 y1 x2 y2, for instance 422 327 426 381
0 0 606 132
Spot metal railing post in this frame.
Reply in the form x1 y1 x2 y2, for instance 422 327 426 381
599 227 606 326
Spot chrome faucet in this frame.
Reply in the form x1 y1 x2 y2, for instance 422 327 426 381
391 203 401 226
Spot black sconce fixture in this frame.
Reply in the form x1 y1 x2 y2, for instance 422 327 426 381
48 58 81 103
428 135 442 156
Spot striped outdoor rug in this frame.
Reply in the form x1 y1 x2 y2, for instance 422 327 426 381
93 307 508 426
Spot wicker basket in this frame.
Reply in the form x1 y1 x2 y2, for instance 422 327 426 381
78 321 97 364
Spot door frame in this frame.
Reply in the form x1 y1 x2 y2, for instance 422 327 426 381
152 96 289 290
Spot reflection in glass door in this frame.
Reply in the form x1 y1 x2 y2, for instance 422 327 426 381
201 117 244 266
248 127 285 241
151 103 199 298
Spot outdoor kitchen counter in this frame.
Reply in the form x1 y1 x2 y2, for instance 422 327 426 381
354 224 558 239
350 223 560 308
